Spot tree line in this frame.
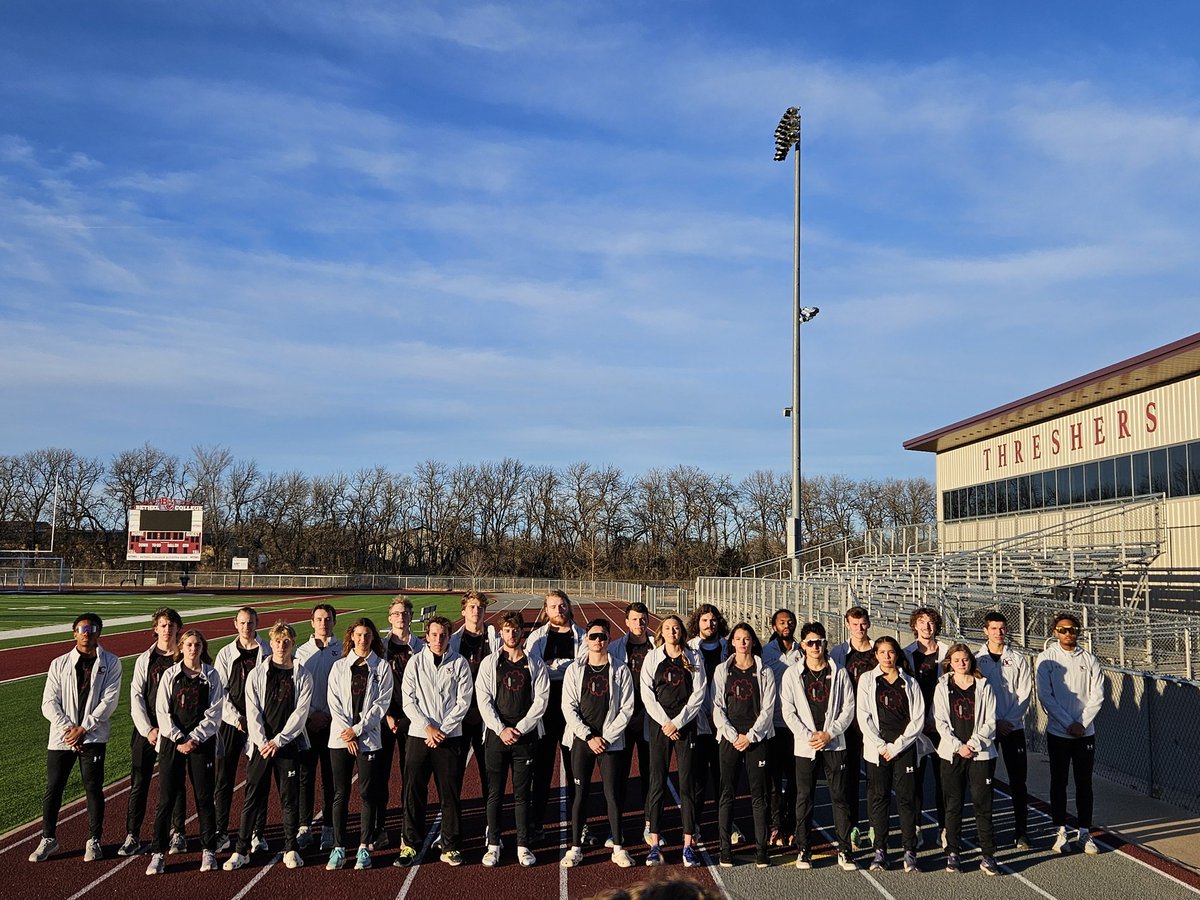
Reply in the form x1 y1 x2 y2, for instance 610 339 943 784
0 445 935 580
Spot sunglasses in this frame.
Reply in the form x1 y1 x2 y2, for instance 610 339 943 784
75 624 99 635
587 633 608 642
802 639 826 648
1055 626 1081 635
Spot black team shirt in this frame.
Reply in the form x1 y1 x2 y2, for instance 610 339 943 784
495 654 535 740
229 643 260 717
544 630 576 728
625 639 652 724
875 675 910 744
579 663 611 736
458 630 491 726
652 654 692 722
724 662 760 735
350 657 369 724
144 649 175 714
802 665 831 732
386 637 416 721
948 678 977 745
844 647 875 687
172 670 209 735
75 654 97 719
263 662 297 749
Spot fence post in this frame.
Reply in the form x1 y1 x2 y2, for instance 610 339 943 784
1144 673 1157 798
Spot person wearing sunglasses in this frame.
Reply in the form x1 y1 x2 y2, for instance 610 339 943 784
711 622 776 868
30 613 123 865
780 622 858 872
560 619 636 869
1036 612 1104 856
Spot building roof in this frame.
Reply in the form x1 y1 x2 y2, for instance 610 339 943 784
904 331 1200 454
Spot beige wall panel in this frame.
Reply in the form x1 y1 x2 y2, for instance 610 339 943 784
935 377 1200 493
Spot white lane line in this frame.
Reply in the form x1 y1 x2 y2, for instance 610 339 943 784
0 781 134 854
664 775 729 900
230 852 283 900
919 807 1058 899
992 786 1200 897
396 745 481 900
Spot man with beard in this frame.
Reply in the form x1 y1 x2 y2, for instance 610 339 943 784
526 590 586 844
761 608 801 848
449 590 500 840
686 603 730 841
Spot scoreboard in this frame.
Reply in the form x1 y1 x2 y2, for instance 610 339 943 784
127 499 203 562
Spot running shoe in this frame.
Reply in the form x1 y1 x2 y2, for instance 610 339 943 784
28 837 58 863
581 824 598 846
645 845 663 866
251 833 270 854
869 849 887 871
223 852 249 870
284 850 304 869
440 849 463 867
145 852 165 875
392 844 417 867
944 852 960 873
1052 826 1070 854
980 855 1001 876
517 846 536 867
214 833 231 853
1081 833 1099 856
560 846 583 868
117 834 141 857
482 845 501 867
837 851 858 871
682 845 700 867
326 846 347 870
903 850 919 873
295 825 311 849
755 851 770 869
719 851 734 868
169 831 188 855
611 846 635 868
84 838 103 862
354 846 372 870
795 849 812 869
1014 834 1031 851
371 831 390 851
849 826 861 850
200 850 217 872
320 826 334 851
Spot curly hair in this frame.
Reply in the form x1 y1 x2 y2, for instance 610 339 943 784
909 606 943 636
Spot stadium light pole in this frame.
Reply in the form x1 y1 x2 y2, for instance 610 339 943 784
775 107 819 578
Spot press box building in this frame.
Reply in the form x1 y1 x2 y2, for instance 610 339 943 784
904 331 1200 613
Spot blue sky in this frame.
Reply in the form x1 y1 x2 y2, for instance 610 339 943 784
3 0 1199 482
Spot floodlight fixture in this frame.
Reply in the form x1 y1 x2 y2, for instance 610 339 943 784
774 107 801 161
799 306 819 323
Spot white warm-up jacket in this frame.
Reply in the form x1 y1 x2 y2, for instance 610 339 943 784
42 646 123 750
779 661 855 758
327 651 393 751
933 673 997 763
711 655 777 746
560 657 635 751
401 646 473 740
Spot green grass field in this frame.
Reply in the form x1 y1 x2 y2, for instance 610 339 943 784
0 591 465 835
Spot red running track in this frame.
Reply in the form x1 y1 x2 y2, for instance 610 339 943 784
3 601 727 900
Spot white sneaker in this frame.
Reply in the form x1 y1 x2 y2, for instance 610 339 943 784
284 850 304 869
611 846 635 868
604 836 616 848
168 831 187 855
295 826 311 849
320 826 334 851
223 852 249 871
561 846 583 867
200 850 217 872
1052 826 1070 854
145 853 165 875
251 833 270 853
1080 831 1099 856
28 837 58 863
84 838 103 862
482 845 501 867
838 851 858 871
517 846 536 867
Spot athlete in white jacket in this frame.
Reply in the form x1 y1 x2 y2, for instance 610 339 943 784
1036 612 1105 855
761 608 801 847
30 612 123 865
976 610 1032 848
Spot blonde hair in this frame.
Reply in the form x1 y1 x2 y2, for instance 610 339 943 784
268 621 296 643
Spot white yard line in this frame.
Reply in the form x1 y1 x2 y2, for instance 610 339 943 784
230 852 283 900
